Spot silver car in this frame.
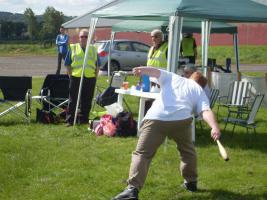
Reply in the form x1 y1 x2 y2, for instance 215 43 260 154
95 39 150 72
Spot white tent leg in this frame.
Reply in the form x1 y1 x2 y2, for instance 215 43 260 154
234 33 240 72
167 16 183 73
108 32 116 79
201 21 211 76
201 22 205 68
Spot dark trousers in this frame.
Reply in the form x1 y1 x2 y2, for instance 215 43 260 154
56 53 66 74
66 76 96 124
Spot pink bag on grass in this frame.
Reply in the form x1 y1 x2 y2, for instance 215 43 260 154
93 114 116 137
94 123 103 136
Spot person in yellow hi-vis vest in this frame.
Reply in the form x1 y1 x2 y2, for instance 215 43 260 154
145 29 168 114
180 33 197 64
64 29 99 126
147 29 168 68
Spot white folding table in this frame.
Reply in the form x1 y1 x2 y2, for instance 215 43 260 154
115 88 195 141
115 89 159 131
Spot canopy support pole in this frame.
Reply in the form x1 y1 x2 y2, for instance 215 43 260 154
108 31 116 79
201 20 211 76
73 17 98 127
233 33 239 72
167 15 183 73
201 21 205 67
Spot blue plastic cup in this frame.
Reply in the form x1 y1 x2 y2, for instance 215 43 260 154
141 75 150 92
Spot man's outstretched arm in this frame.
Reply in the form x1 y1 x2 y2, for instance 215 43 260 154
133 66 161 78
202 110 221 141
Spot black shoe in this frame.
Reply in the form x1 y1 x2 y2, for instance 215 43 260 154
181 181 197 192
111 186 138 200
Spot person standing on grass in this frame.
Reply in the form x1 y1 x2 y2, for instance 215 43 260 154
180 33 197 64
56 26 69 75
64 29 99 126
111 66 221 200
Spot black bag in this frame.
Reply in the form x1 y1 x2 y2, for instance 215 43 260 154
96 86 118 107
36 108 59 124
115 111 137 137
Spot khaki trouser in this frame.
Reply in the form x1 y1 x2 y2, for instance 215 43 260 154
127 118 197 190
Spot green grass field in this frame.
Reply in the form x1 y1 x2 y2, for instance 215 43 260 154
1 43 267 65
0 77 267 200
0 43 57 56
207 45 267 65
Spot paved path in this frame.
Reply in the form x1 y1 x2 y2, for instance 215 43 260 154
238 64 267 73
0 55 266 76
0 55 58 76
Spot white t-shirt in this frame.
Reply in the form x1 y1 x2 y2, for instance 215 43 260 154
144 70 210 121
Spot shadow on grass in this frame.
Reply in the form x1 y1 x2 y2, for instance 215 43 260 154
197 189 267 200
0 120 29 127
157 188 267 200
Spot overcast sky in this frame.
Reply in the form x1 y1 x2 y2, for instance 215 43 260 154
0 0 113 16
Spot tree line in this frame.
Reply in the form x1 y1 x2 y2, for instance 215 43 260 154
0 7 69 41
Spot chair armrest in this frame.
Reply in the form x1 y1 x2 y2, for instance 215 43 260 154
40 87 50 97
228 105 249 119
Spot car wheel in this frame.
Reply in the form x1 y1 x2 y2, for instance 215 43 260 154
110 60 120 72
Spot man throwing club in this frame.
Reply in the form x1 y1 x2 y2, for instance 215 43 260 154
111 67 221 200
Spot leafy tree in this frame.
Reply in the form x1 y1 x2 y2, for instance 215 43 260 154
41 6 64 40
14 22 27 38
0 21 26 40
24 8 38 40
0 21 13 39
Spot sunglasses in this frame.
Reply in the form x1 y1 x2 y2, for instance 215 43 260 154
80 35 88 39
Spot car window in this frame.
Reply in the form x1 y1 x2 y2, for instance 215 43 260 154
114 42 131 51
132 42 150 53
95 41 110 50
94 42 105 49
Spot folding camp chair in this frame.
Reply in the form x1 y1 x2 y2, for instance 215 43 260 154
209 88 220 109
197 88 220 129
223 94 264 135
0 76 32 122
34 74 69 113
217 81 252 118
